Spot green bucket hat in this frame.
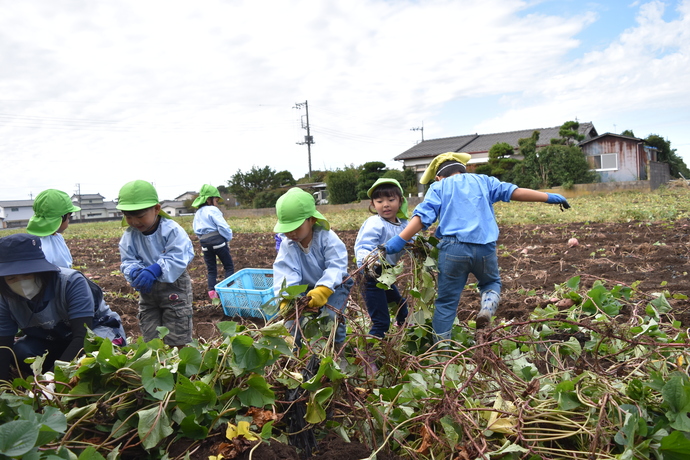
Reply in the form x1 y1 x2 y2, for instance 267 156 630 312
27 189 81 236
274 187 329 233
116 180 171 226
367 178 408 220
192 184 221 208
420 152 472 184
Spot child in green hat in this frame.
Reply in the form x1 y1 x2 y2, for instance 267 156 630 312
273 187 353 350
116 180 195 347
192 184 235 303
355 178 410 338
26 189 81 268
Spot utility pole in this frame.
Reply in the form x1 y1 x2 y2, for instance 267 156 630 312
75 183 82 220
294 101 314 180
411 123 424 143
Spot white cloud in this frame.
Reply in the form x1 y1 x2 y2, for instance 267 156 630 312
1 0 688 201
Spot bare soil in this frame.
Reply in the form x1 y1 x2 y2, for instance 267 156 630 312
68 219 690 459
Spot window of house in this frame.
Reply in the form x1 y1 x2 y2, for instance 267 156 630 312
10 208 18 212
588 153 618 171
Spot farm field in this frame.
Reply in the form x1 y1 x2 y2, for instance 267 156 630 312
3 187 690 459
71 221 690 342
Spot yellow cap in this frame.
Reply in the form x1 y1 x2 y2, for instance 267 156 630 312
420 152 472 184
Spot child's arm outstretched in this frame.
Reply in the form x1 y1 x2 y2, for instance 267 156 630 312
383 215 423 254
511 188 570 207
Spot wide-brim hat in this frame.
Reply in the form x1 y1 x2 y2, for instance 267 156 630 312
273 187 329 233
27 189 81 237
192 184 222 208
420 152 472 184
0 233 60 276
366 178 409 219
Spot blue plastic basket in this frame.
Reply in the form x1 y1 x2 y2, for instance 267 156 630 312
215 268 277 319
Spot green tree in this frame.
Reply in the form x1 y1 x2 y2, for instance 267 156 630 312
228 166 280 206
327 167 359 204
274 171 296 187
554 121 585 145
381 168 418 196
621 129 635 137
252 189 285 209
645 134 690 178
357 161 387 200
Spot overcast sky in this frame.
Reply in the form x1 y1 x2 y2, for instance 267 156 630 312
1 0 688 202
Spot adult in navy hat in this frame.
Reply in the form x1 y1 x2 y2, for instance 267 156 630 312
0 233 125 381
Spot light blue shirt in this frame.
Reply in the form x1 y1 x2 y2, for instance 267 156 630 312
41 233 73 268
193 205 233 241
355 215 408 267
413 173 518 244
273 226 349 295
119 218 194 284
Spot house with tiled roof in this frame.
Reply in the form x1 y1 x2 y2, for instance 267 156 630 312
394 123 599 189
393 122 671 192
71 193 121 220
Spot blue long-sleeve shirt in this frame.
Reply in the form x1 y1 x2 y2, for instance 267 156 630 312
413 173 518 244
193 205 233 241
273 226 348 295
120 218 194 283
355 215 408 267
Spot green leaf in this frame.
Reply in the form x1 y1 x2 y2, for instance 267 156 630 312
566 276 580 290
179 346 203 376
175 374 217 411
77 446 106 460
137 405 173 450
662 373 690 431
554 380 581 410
232 335 271 373
0 420 39 457
305 387 333 424
660 430 690 460
179 415 209 440
238 374 275 407
142 366 175 400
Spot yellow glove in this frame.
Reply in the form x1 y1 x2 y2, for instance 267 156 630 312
307 286 333 309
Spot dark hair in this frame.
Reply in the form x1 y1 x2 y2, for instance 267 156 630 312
436 160 466 178
122 206 156 217
0 272 56 301
368 183 403 215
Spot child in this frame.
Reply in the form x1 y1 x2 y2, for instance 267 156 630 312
192 184 235 302
272 187 353 350
116 180 195 347
384 152 571 339
26 189 81 268
354 178 409 338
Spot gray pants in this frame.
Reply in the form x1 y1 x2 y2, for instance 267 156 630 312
138 271 193 347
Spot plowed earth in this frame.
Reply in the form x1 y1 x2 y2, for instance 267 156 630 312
68 220 690 459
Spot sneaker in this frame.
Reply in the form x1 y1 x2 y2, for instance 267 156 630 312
476 309 491 329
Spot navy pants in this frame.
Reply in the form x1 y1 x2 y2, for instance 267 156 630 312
12 335 70 375
363 268 408 338
202 241 235 290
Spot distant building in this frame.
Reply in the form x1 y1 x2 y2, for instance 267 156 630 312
394 123 669 191
71 193 122 220
161 200 190 217
0 200 34 228
175 191 197 202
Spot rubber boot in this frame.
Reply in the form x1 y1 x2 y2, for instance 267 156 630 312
477 290 500 329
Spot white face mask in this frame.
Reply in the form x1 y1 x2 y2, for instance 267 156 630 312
8 277 43 299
